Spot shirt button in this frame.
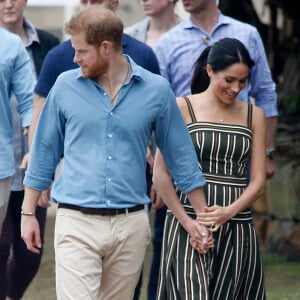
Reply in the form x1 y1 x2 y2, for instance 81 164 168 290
108 156 112 160
108 134 112 138
107 200 111 204
110 112 113 116
108 178 112 182
104 93 107 96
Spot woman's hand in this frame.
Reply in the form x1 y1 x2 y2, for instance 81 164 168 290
197 205 233 232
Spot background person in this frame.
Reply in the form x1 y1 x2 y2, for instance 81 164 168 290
0 27 33 235
0 0 59 299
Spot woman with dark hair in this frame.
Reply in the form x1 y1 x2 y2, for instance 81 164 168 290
153 38 266 299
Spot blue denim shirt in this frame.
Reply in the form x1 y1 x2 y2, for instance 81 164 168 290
0 27 34 179
154 13 278 117
24 56 206 208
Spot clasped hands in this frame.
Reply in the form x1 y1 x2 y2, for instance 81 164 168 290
189 205 230 254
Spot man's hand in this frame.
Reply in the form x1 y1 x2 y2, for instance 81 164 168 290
266 158 276 179
146 147 154 172
190 231 214 253
183 218 210 254
38 187 52 208
21 215 42 254
20 152 30 171
150 185 165 209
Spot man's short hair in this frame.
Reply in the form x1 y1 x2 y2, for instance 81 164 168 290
65 6 123 50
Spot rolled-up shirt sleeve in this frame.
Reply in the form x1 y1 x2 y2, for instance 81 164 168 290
154 84 206 194
24 85 65 191
248 29 278 117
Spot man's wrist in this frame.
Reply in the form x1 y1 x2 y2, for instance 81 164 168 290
21 210 35 216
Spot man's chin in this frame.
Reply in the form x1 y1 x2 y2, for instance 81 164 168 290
80 70 90 78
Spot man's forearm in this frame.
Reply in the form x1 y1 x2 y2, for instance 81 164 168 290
21 186 42 214
187 187 207 213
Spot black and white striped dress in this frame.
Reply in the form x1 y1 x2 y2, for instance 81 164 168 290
157 97 265 300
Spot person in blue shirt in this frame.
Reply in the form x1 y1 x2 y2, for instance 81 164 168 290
0 27 34 234
0 0 59 298
21 7 210 299
23 5 161 247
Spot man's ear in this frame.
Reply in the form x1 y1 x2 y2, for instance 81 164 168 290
99 41 113 55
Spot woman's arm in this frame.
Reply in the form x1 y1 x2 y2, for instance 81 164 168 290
153 149 210 252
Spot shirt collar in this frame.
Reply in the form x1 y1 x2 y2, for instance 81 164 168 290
183 11 230 31
125 55 144 82
23 17 39 47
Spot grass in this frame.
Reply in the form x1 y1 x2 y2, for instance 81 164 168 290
23 211 300 300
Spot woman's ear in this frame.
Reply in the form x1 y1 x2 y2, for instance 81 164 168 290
206 64 213 78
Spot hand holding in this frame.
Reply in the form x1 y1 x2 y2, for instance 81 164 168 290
190 230 214 253
184 219 210 253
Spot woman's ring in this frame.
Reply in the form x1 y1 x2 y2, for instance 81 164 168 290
210 222 216 229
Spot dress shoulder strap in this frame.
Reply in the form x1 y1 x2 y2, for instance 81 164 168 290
182 96 197 123
247 104 253 129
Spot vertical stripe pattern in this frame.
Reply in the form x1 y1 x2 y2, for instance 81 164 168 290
157 100 265 299
157 211 211 300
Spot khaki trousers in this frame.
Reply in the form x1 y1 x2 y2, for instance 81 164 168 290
0 177 12 233
54 207 150 300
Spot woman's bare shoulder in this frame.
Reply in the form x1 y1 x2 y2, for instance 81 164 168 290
176 95 194 123
252 104 266 127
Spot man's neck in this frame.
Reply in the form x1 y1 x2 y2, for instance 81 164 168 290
146 9 179 47
97 55 130 104
190 9 219 35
